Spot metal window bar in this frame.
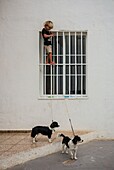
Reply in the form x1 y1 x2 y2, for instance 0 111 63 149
39 31 87 98
75 32 77 95
41 38 44 95
53 66 54 95
63 32 65 96
81 32 83 95
51 65 52 96
69 32 71 96
44 50 46 95
56 32 58 95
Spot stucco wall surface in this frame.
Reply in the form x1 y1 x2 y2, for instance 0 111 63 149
0 0 114 136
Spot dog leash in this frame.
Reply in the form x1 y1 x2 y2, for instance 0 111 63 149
50 98 54 123
65 99 75 137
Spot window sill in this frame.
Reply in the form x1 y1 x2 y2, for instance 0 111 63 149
38 95 88 100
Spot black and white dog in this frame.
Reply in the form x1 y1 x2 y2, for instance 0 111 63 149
31 121 60 143
59 134 83 160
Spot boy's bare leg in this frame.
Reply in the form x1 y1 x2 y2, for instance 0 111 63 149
49 53 55 64
46 55 49 64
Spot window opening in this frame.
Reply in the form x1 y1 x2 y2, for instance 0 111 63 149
39 31 87 99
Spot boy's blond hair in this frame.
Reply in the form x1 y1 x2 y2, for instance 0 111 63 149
44 21 53 29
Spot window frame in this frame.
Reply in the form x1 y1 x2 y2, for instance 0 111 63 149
38 30 88 100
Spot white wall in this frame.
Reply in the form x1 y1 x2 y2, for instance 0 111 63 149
0 0 114 135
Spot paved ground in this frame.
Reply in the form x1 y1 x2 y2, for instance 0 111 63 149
0 131 114 170
0 130 90 169
7 140 114 170
0 131 88 157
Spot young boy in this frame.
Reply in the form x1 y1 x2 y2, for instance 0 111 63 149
42 21 55 64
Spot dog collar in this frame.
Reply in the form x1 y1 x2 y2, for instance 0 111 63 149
50 127 55 132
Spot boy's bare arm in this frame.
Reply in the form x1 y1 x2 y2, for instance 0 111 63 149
43 33 54 38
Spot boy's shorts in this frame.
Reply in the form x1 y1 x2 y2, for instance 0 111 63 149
44 45 52 54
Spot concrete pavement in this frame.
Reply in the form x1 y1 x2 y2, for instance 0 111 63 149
0 130 114 169
7 140 114 170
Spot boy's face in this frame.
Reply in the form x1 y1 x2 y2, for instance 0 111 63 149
45 25 51 30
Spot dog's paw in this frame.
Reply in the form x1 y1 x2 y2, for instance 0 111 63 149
62 151 65 154
48 139 52 143
32 138 36 143
32 140 36 143
71 155 74 160
74 157 78 160
65 150 68 154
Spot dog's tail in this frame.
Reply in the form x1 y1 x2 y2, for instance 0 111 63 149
57 133 65 138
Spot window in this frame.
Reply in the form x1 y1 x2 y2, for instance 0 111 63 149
39 31 87 99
